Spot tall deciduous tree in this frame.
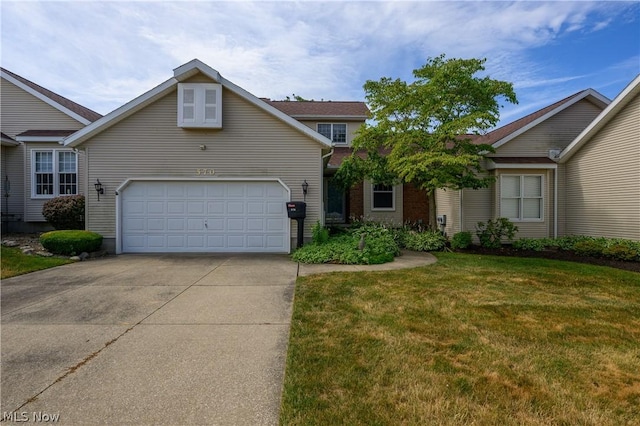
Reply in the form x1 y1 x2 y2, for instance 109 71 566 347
335 55 518 229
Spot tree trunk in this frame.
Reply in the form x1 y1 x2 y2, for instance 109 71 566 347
428 190 437 231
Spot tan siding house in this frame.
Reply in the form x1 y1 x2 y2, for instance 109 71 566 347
64 60 331 253
559 75 640 241
436 89 611 241
1 68 100 232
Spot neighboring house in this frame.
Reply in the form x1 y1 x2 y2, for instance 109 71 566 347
558 75 640 241
435 84 636 240
0 68 102 233
63 59 332 253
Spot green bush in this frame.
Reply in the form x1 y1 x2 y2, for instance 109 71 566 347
403 231 447 252
451 231 473 250
512 237 556 251
42 195 85 230
476 218 518 249
311 221 329 244
573 239 606 258
602 242 640 262
40 230 103 256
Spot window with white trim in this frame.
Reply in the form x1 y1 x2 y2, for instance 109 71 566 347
372 184 395 210
500 174 543 221
178 83 222 128
317 123 347 144
32 150 77 198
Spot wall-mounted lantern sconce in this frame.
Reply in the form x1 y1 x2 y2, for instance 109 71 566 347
95 179 104 201
302 180 309 201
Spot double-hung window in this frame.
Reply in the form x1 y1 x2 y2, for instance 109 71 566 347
500 175 543 221
372 184 395 210
317 123 347 144
32 150 77 198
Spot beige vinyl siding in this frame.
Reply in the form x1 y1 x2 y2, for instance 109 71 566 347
82 80 323 243
564 92 640 241
361 181 403 225
24 143 86 221
435 188 461 235
0 79 85 138
1 144 26 221
496 99 604 156
495 168 552 239
298 120 362 146
462 186 493 240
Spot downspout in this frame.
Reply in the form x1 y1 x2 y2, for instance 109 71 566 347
320 146 335 226
553 167 558 239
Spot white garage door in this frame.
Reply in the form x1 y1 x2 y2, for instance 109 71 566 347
121 180 289 253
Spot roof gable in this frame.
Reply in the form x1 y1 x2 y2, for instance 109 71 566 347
64 59 332 148
477 89 610 149
558 74 640 163
0 67 102 125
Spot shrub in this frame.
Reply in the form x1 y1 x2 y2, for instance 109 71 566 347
403 231 447 252
513 237 552 251
451 231 473 250
311 221 329 244
476 218 518 249
602 242 640 262
42 195 85 230
40 230 103 256
572 239 606 258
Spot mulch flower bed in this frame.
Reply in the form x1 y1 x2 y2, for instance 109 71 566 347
458 245 640 273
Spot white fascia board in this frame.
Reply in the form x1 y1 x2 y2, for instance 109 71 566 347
220 76 332 148
487 161 557 170
290 115 369 121
1 139 20 146
16 136 65 143
492 89 611 150
174 59 221 83
64 77 179 148
1 71 92 126
558 74 640 163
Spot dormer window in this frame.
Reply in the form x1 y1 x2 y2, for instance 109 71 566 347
178 83 222 128
317 123 347 144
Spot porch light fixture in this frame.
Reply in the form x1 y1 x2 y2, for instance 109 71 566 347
302 180 309 201
95 179 104 201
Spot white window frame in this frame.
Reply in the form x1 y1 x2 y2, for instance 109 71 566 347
30 149 78 199
177 83 222 128
371 184 395 211
317 123 347 145
500 174 544 222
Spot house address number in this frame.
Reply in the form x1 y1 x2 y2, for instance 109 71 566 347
195 168 215 176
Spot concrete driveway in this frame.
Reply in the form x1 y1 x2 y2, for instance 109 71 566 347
1 254 297 425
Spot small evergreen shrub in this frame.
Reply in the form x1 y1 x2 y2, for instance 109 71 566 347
40 230 103 256
513 237 553 251
451 231 472 250
403 231 447 252
476 218 518 249
42 195 85 230
602 242 640 262
572 239 606 258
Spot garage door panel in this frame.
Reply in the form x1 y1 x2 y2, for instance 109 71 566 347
122 181 289 253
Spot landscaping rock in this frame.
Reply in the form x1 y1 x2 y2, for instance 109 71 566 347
36 251 53 257
88 250 108 259
2 240 19 247
70 256 81 261
79 252 89 260
22 248 34 255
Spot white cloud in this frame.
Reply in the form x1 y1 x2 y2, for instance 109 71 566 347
1 0 636 121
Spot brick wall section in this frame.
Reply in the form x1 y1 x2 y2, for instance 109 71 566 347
348 182 364 221
403 183 429 225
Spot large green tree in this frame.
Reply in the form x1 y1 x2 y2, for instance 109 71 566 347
335 55 518 229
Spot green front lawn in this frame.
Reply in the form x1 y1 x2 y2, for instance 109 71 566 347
281 253 640 425
1 246 73 279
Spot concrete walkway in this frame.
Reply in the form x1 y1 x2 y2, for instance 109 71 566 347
1 251 436 425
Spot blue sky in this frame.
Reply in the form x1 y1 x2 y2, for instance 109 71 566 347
1 1 638 126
